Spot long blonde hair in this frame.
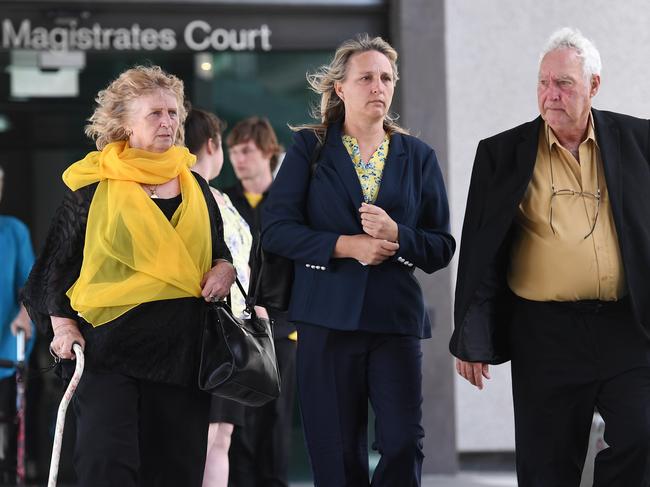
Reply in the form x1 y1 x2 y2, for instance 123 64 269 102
85 65 187 150
293 34 408 139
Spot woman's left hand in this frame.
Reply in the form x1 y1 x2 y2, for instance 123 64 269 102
200 260 236 302
359 203 399 242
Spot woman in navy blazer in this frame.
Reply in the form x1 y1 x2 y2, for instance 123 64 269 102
262 34 455 486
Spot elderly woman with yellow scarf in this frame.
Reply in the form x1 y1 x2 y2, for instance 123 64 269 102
22 66 235 487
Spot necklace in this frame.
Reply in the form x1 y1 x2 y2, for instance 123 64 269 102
145 184 159 199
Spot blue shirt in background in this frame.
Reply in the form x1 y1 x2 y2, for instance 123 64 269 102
0 215 35 379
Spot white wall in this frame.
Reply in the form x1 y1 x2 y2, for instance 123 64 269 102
446 0 650 451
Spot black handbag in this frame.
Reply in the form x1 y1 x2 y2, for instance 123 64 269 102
249 133 325 313
198 278 280 407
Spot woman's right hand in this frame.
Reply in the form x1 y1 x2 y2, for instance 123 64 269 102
334 234 399 265
50 316 85 360
200 259 236 302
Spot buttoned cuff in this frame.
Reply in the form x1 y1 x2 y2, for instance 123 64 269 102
304 263 327 271
396 255 414 268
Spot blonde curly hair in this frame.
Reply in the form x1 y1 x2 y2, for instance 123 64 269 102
85 65 187 150
293 34 408 139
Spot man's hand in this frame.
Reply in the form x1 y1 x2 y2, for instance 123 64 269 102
456 359 491 390
359 203 399 242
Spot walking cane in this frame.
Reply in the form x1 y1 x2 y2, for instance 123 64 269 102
15 330 26 487
47 343 84 487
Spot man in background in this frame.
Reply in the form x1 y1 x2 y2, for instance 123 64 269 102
225 117 296 487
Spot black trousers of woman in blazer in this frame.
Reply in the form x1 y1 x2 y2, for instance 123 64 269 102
296 324 424 487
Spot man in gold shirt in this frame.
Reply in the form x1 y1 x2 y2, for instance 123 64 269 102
451 27 650 486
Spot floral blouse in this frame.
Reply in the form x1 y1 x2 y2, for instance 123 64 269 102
342 134 390 204
212 188 252 318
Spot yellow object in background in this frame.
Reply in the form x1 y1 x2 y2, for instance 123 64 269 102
244 191 264 209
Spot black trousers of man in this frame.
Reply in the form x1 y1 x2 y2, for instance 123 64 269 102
228 337 297 487
0 377 16 486
510 296 650 487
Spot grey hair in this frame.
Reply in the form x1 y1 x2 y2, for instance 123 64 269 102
540 27 602 79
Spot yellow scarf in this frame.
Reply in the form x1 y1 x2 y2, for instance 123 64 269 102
62 141 212 327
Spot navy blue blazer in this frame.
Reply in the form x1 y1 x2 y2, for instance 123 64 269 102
261 121 455 338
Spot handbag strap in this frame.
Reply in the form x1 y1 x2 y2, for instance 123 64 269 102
234 276 248 302
221 276 265 320
247 129 326 309
229 276 259 318
219 275 255 314
308 129 326 176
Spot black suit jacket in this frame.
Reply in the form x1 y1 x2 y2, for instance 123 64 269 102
223 181 268 253
450 109 650 364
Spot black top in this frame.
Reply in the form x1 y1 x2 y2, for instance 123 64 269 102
154 193 182 219
22 173 232 387
224 182 295 338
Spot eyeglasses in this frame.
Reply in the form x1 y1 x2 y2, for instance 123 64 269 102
547 127 601 240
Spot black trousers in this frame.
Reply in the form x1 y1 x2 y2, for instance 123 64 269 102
72 370 210 487
510 297 650 487
0 376 16 484
295 324 424 487
228 337 297 487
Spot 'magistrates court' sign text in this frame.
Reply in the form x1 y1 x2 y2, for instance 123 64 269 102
1 19 272 51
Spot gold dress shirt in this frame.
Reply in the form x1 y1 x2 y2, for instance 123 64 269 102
507 116 625 301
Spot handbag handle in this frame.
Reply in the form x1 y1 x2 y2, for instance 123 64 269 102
215 275 255 316
234 276 248 302
215 277 263 323
233 276 260 318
